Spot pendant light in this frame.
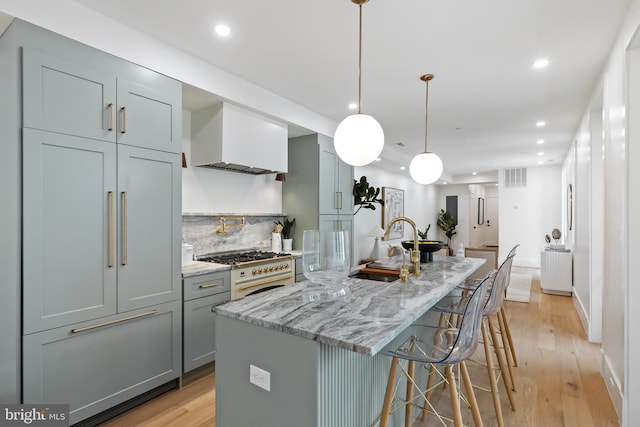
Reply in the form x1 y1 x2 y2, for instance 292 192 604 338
333 0 384 167
409 74 443 185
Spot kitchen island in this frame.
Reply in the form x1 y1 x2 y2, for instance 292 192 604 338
214 256 485 427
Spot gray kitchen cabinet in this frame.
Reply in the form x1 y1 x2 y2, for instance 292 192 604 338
9 19 183 423
283 133 354 253
22 43 181 153
183 271 231 373
116 144 182 312
23 300 181 425
22 129 118 333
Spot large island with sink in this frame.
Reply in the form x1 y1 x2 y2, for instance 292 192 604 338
214 256 485 427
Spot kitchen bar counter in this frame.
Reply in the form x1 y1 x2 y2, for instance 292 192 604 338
216 256 484 356
215 256 485 427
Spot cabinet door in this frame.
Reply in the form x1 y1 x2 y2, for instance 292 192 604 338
318 144 339 215
23 300 181 425
116 78 181 153
22 48 117 142
336 156 354 214
117 145 182 311
183 292 230 373
22 128 117 334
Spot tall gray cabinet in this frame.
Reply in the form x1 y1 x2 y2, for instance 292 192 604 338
0 20 182 423
283 134 354 252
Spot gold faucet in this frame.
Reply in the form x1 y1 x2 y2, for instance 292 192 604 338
383 216 421 278
388 245 410 283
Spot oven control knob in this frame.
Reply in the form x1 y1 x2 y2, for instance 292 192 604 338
280 264 286 270
252 269 258 275
269 266 275 272
258 268 263 274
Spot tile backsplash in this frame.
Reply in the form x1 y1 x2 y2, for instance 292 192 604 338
182 213 285 256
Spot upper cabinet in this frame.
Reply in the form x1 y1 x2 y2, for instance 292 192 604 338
22 48 182 153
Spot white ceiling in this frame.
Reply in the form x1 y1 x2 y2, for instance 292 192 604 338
72 0 631 182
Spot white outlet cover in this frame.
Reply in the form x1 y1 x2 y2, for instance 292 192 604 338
250 364 271 391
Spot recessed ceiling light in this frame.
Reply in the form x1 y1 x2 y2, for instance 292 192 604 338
472 172 477 176
537 139 545 144
374 157 381 162
536 121 546 127
348 103 358 110
214 24 231 37
538 160 544 164
400 166 406 170
537 152 544 156
533 58 549 69
442 182 448 185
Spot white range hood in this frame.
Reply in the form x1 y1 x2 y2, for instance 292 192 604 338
191 102 288 174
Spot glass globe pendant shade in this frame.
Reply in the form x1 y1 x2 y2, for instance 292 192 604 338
334 113 384 166
409 151 443 185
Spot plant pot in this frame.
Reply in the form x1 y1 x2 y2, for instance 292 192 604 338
282 238 293 252
401 240 444 263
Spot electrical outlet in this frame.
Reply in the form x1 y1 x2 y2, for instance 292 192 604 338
250 364 271 391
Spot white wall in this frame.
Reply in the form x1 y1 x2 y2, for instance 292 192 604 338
352 165 439 263
564 1 640 420
438 184 471 250
181 111 283 214
498 166 563 267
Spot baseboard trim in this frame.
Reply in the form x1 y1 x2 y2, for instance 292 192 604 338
572 290 590 338
602 351 623 422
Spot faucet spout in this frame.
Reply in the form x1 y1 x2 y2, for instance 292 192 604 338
383 216 421 277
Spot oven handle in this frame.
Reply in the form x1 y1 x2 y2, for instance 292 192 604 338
238 274 293 291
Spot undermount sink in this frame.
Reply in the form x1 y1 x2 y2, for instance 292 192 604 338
349 270 399 283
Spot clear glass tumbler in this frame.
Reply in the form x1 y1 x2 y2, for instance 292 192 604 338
301 229 351 303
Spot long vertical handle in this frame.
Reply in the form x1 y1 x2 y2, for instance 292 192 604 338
337 191 343 210
107 103 114 131
120 107 127 134
108 191 114 267
121 191 127 265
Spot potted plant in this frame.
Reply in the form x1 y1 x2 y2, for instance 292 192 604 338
353 176 384 214
281 217 295 252
437 209 457 254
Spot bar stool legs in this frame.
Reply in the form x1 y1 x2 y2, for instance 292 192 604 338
497 307 517 390
482 320 505 427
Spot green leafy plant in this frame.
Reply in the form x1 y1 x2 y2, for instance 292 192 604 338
437 209 457 247
281 217 295 239
353 176 384 214
418 224 431 240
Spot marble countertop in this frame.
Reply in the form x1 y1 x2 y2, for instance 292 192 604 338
181 261 231 277
215 256 485 356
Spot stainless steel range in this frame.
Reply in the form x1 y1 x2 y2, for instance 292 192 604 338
197 250 295 300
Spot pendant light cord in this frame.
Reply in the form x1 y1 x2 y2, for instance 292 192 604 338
421 74 434 154
358 3 363 114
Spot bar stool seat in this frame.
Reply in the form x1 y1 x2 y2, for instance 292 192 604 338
378 275 491 427
432 253 517 427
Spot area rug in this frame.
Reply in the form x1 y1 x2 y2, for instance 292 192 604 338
505 273 532 303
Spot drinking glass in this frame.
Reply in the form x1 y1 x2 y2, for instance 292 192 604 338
301 229 351 303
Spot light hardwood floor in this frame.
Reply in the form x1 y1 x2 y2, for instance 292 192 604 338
100 268 619 427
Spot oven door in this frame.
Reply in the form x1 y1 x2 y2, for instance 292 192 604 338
232 272 294 300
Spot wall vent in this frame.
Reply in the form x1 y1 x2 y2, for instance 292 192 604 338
504 168 527 188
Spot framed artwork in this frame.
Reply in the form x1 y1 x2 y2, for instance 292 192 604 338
382 187 404 240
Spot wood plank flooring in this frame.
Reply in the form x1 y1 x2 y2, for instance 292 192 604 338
99 268 619 427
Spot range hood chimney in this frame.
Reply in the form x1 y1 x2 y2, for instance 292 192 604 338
191 103 288 175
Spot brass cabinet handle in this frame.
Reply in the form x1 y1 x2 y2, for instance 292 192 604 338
71 310 156 334
107 103 114 131
337 191 343 210
108 191 114 267
120 106 127 134
238 275 293 291
121 191 127 265
199 282 221 289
